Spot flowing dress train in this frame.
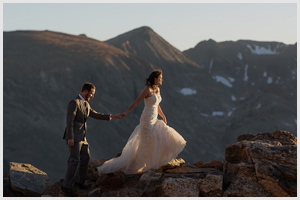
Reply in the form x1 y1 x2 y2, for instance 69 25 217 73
97 91 186 175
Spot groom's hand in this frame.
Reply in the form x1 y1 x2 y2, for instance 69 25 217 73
68 139 74 146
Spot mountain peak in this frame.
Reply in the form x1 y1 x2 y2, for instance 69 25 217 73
105 26 156 45
105 26 199 67
131 26 154 33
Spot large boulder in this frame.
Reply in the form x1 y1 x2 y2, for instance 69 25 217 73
9 162 49 196
223 130 297 197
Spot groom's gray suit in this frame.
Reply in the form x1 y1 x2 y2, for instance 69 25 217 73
62 95 111 189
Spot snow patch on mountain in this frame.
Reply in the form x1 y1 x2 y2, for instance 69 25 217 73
247 44 280 55
180 88 197 95
215 76 233 88
212 111 224 116
263 71 267 77
267 77 273 84
237 52 243 60
256 103 261 109
244 64 249 81
231 95 236 101
201 113 209 117
209 59 213 73
228 77 235 82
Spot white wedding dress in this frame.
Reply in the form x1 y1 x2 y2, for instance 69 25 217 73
97 91 186 175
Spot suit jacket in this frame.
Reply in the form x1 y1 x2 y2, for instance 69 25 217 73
63 95 111 143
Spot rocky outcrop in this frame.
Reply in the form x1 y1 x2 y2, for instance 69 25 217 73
223 130 297 197
3 130 297 197
8 162 49 196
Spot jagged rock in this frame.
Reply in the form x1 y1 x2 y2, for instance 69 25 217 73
164 164 203 174
9 162 49 196
223 173 271 197
223 130 297 197
139 170 162 186
3 131 296 197
162 177 200 197
195 160 223 171
138 170 163 196
237 130 297 145
193 160 204 167
199 174 223 197
88 188 101 197
96 171 127 190
3 175 27 197
42 180 60 197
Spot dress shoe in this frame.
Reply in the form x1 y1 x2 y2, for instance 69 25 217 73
60 185 76 197
73 181 91 190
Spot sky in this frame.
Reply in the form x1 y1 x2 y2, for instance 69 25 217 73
2 1 298 51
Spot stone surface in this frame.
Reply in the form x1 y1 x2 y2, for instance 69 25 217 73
199 174 223 197
162 177 200 197
3 131 297 197
164 164 204 174
139 170 162 185
223 130 297 197
223 173 271 197
237 130 297 145
9 162 49 196
195 160 223 171
88 188 101 197
193 160 204 168
95 170 127 191
137 170 163 196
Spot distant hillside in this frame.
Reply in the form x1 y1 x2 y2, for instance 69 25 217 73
184 39 297 144
3 27 297 182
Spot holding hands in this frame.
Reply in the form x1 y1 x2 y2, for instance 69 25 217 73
111 113 126 120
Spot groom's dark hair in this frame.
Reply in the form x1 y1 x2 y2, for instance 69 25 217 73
81 82 96 92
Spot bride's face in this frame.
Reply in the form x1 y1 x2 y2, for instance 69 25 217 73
155 74 163 86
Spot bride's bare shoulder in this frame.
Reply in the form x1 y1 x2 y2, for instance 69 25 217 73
143 86 152 98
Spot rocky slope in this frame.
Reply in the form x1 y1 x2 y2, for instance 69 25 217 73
184 39 297 145
3 131 297 197
3 26 297 182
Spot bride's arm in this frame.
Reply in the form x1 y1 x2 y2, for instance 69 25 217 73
158 104 167 124
123 87 150 115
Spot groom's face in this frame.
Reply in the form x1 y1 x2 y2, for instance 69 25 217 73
85 88 95 101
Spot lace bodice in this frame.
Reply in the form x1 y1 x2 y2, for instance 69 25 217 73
144 92 162 108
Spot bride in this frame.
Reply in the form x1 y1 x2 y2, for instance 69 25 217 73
97 69 186 175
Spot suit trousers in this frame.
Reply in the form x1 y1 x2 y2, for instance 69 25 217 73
63 139 90 189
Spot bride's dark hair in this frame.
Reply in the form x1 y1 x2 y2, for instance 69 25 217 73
145 69 162 92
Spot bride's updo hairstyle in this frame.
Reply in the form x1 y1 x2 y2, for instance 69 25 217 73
145 69 162 92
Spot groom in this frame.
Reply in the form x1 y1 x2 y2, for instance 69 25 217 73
60 82 124 197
